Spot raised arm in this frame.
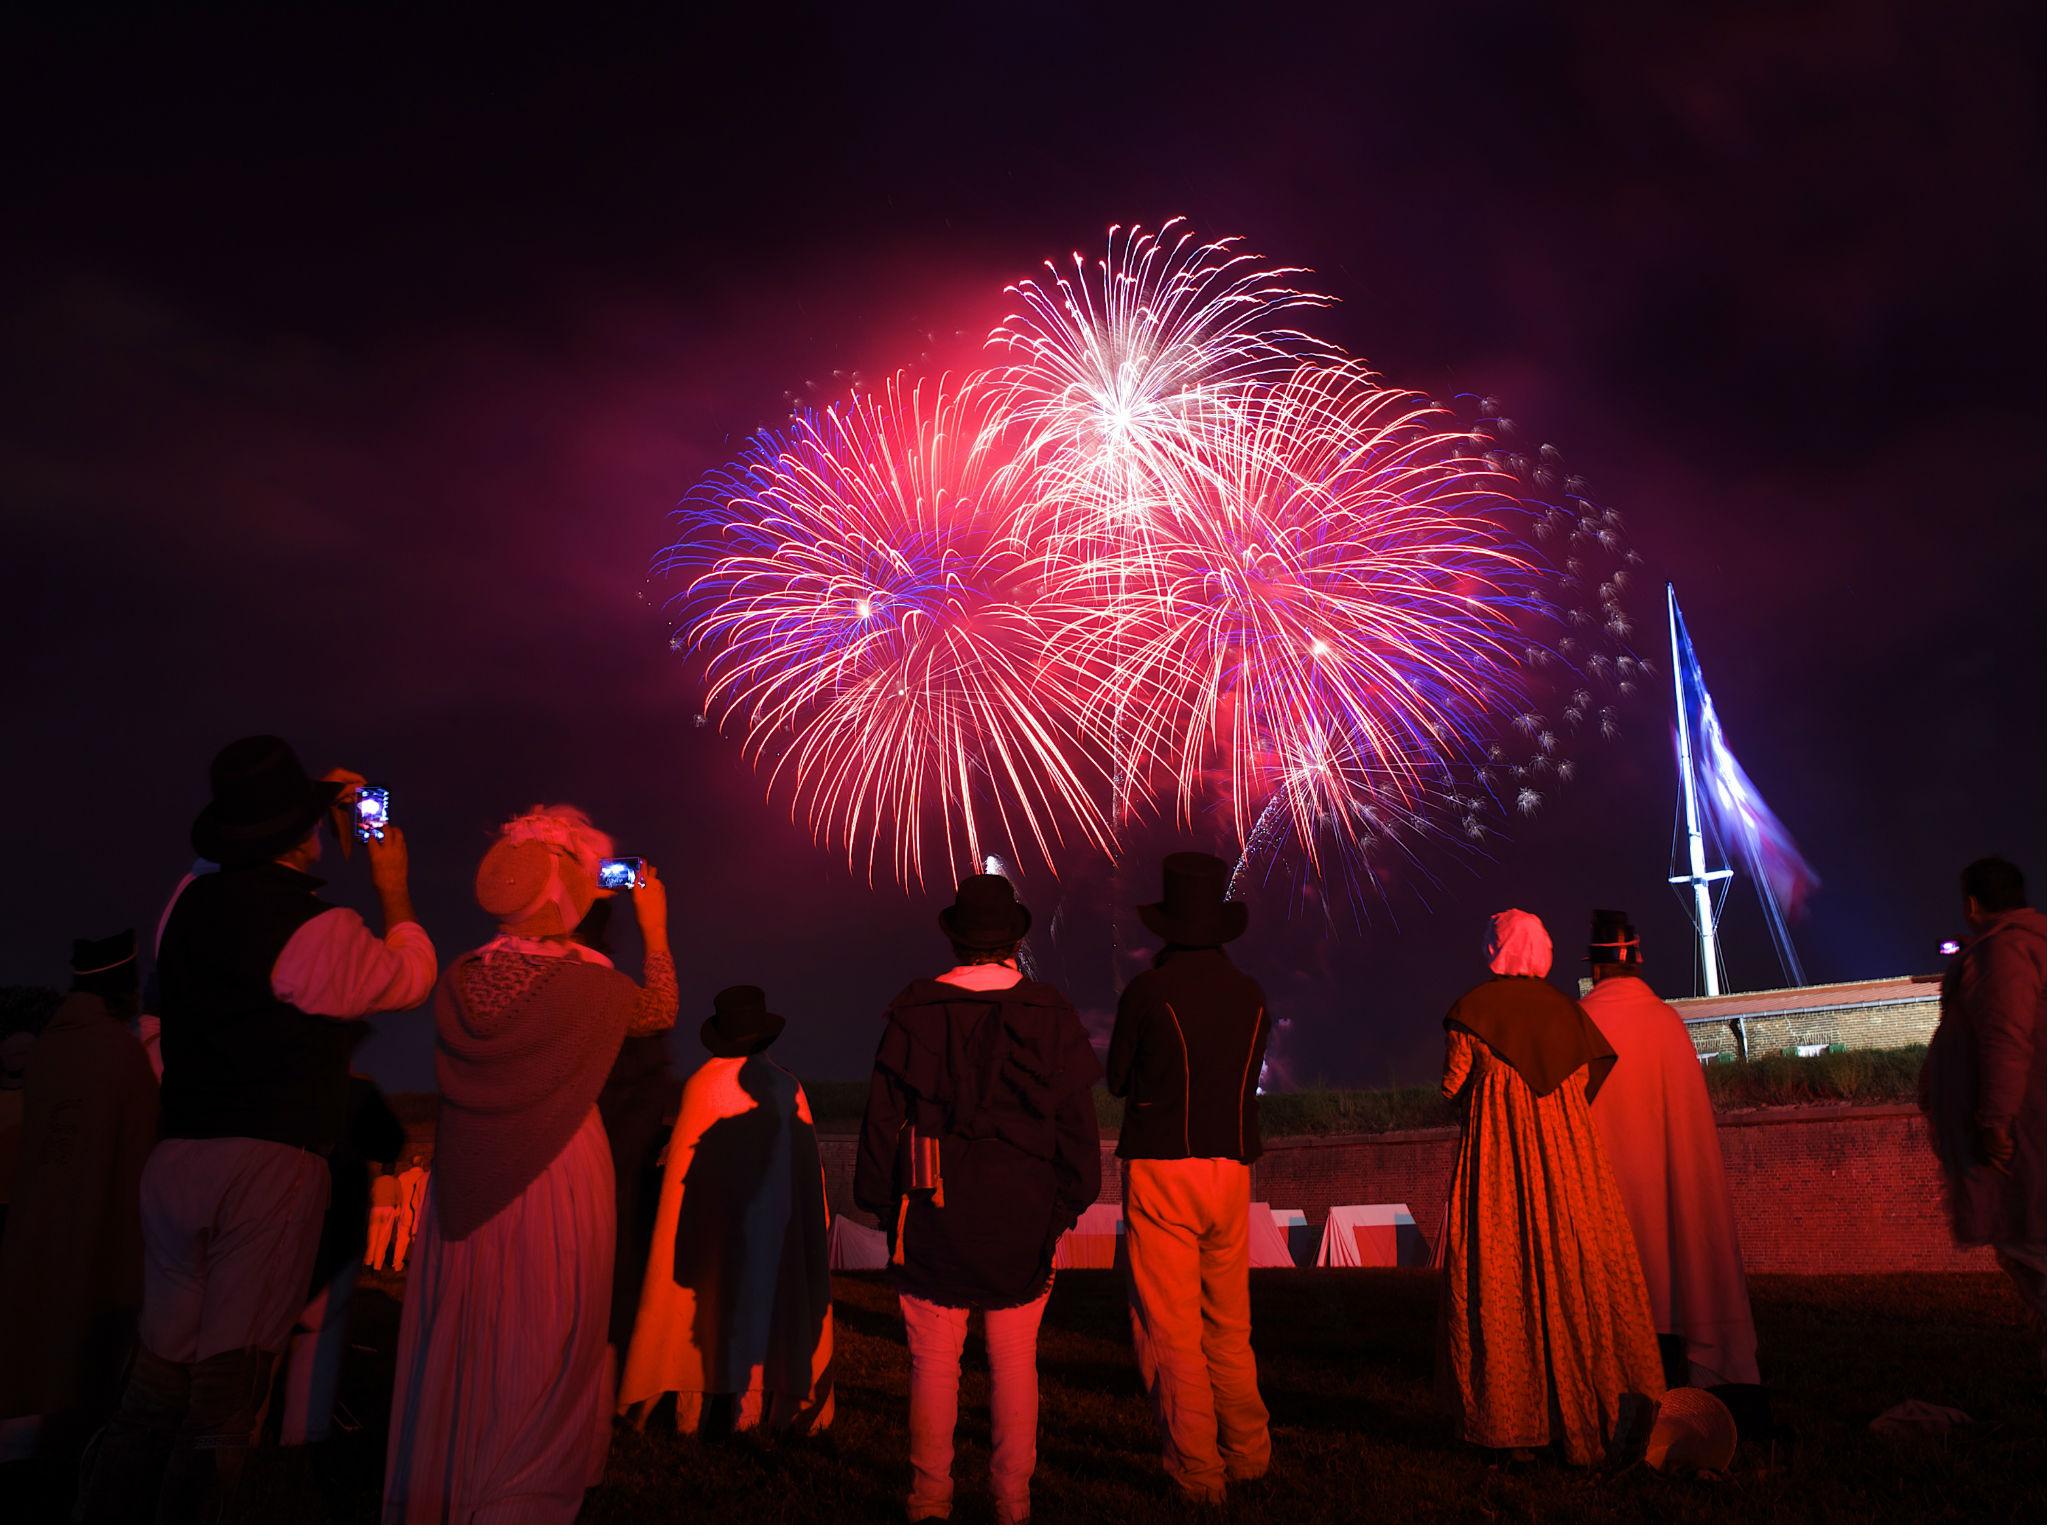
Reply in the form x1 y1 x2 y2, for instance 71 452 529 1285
625 864 679 1036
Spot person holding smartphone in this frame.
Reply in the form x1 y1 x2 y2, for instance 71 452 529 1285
79 735 436 1522
383 804 678 1524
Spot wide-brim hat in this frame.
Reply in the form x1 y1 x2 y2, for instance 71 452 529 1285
476 837 599 940
701 984 786 1058
938 873 1032 950
192 735 346 866
1138 851 1247 947
72 930 139 990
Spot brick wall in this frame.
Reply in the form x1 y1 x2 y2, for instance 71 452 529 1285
1682 1000 1938 1058
820 1102 1997 1274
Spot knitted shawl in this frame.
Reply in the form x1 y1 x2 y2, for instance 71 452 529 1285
432 948 643 1239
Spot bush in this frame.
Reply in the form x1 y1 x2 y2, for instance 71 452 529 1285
802 1045 1929 1136
1704 1043 1926 1112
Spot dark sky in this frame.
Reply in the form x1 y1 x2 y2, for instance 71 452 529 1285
6 2 2042 1094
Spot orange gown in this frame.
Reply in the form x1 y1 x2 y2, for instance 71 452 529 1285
1437 1028 1665 1464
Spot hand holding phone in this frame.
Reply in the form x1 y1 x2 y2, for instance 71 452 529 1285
365 823 410 897
353 786 392 844
629 860 668 950
598 857 646 890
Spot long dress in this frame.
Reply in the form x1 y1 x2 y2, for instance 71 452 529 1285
382 1109 615 1522
617 1054 833 1433
1583 975 1759 1386
1437 1028 1665 1464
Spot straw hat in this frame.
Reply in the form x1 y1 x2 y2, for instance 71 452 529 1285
474 806 608 939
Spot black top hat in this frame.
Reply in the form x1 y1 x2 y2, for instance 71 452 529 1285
71 930 138 982
701 984 787 1058
1139 852 1248 947
192 735 347 866
1587 908 1643 965
938 873 1032 951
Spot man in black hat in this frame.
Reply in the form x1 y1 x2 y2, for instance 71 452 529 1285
0 932 158 1463
1107 851 1273 1504
854 872 1102 1523
1581 909 1760 1402
78 735 437 1522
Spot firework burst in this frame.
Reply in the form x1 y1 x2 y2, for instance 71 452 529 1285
1060 361 1541 866
660 372 1114 888
988 218 1334 578
660 222 1645 907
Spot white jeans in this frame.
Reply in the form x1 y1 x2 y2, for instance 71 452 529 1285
898 1285 1052 1523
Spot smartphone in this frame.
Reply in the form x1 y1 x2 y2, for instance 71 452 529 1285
598 857 645 890
353 785 391 844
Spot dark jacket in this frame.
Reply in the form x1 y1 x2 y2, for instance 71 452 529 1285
1921 906 2046 1247
156 865 356 1151
1107 946 1270 1162
854 977 1102 1309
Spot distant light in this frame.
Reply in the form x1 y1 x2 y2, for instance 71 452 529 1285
1939 938 1961 956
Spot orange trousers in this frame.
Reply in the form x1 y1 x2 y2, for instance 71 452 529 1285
1122 1158 1271 1499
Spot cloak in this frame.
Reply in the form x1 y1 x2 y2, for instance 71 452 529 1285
1583 975 1760 1387
0 993 158 1420
617 1054 833 1433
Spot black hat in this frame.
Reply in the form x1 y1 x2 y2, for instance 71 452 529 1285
1139 852 1248 947
71 929 138 983
1587 908 1643 965
192 736 347 866
938 873 1031 950
701 984 786 1058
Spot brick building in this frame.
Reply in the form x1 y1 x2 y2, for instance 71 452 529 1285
1666 974 1940 1061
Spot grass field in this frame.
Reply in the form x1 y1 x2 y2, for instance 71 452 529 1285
9 1266 2032 1525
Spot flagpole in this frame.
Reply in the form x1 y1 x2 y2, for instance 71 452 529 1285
1668 582 1726 996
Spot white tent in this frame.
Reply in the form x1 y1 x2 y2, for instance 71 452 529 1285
1246 1203 1297 1268
1315 1203 1430 1268
1053 1202 1125 1269
827 1214 890 1272
1266 1207 1317 1268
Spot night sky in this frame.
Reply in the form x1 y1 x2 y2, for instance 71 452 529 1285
7 3 2041 1094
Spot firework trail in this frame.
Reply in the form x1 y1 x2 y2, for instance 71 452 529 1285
1061 361 1542 870
659 371 1115 888
989 217 1335 574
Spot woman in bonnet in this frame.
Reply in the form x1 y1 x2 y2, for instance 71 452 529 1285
1436 908 1663 1468
383 806 678 1523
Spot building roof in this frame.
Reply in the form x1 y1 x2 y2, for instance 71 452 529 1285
1669 974 1939 1023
